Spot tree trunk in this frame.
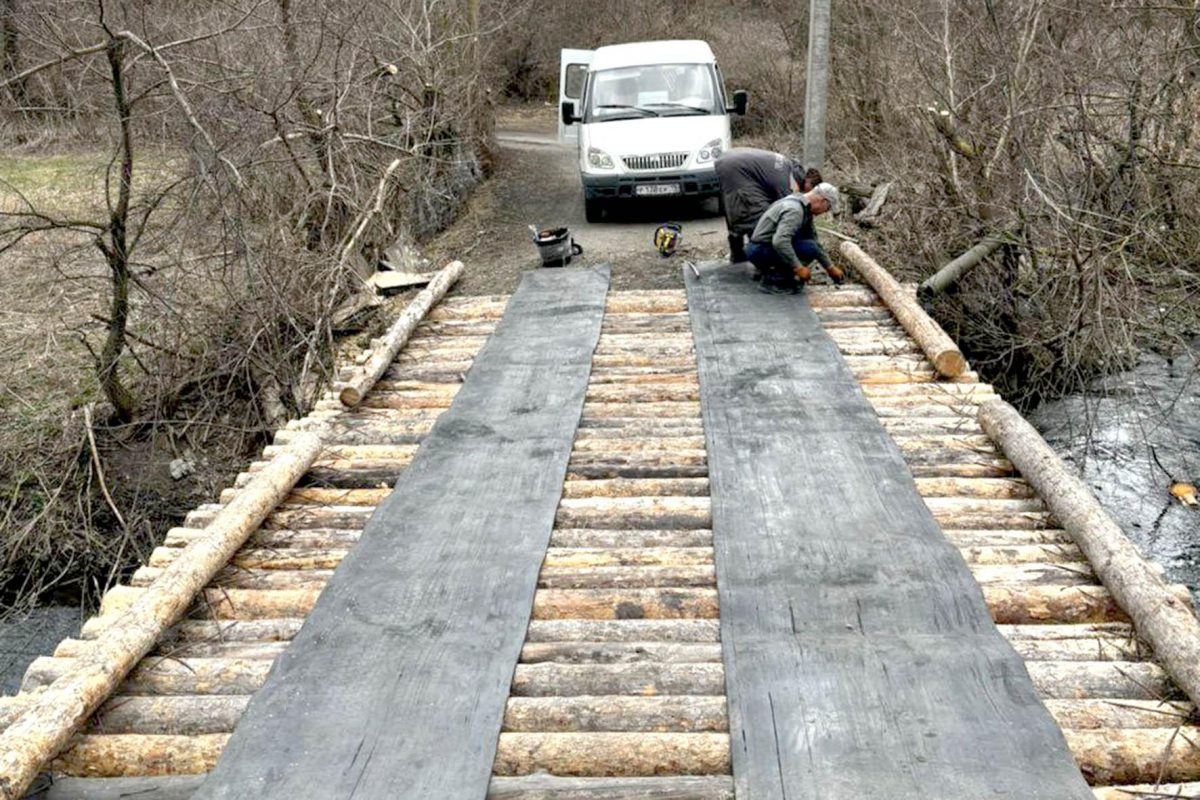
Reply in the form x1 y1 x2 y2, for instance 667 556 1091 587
0 0 25 105
97 38 136 423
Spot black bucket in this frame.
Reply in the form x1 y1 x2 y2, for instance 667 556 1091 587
533 226 583 268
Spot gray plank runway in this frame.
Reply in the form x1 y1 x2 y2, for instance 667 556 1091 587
685 262 1093 799
195 266 610 800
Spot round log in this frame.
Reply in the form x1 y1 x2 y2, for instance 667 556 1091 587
1065 727 1200 785
492 732 731 777
537 566 716 590
532 589 719 621
1092 782 1200 799
1043 699 1194 730
85 695 249 736
958 544 1085 565
525 620 720 643
518 642 722 665
1026 661 1175 700
981 398 1200 712
839 242 968 377
555 498 711 531
548 531 713 549
338 260 464 407
49 733 228 777
543 548 713 568
487 774 734 799
22 657 270 696
100 586 320 620
560 479 709 499
503 696 727 733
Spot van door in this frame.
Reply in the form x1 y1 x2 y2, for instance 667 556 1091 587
558 48 594 144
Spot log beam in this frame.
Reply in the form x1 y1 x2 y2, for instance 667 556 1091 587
337 259 464 407
838 241 967 377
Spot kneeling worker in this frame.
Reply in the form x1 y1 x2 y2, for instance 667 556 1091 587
715 147 821 262
747 182 845 293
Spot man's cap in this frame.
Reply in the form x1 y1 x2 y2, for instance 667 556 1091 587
811 182 840 214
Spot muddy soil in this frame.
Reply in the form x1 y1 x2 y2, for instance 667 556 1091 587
424 106 729 295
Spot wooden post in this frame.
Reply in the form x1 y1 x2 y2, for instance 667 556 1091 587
0 428 328 800
838 242 968 377
979 398 1200 711
918 235 1007 298
803 0 831 170
338 259 464 407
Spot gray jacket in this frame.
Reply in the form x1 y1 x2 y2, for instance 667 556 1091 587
749 194 830 269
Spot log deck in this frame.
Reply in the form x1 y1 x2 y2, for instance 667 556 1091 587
3 273 1198 799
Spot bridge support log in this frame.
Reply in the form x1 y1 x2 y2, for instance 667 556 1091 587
337 259 464 407
981 398 1200 711
838 241 967 377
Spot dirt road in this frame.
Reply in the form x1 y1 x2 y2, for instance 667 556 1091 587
425 107 728 295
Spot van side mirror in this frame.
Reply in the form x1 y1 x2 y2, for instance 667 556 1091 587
561 100 580 126
730 90 748 116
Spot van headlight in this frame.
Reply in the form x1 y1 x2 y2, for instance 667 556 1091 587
696 139 725 163
587 147 615 169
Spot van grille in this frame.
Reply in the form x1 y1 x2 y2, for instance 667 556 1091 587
621 152 689 171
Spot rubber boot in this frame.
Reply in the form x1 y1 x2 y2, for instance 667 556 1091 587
728 233 747 263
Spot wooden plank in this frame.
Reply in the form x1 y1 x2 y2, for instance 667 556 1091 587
684 261 1094 799
194 266 611 799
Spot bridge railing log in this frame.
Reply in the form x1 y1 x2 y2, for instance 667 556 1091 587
0 429 326 800
838 242 967 378
0 264 466 799
980 398 1200 711
337 259 464 407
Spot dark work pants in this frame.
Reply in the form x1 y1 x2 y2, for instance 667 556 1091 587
745 238 823 288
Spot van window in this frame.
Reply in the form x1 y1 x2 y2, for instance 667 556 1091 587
564 63 588 100
584 63 722 122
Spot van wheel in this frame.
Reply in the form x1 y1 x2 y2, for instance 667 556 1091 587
585 198 605 223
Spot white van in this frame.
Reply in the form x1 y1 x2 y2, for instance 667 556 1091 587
559 40 747 222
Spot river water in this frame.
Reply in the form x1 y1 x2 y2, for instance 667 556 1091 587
2 349 1197 693
1028 343 1200 603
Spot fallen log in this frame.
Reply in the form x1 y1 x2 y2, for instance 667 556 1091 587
981 399 1200 711
0 428 326 800
853 181 892 226
838 241 968 377
918 234 1008 298
337 259 464 407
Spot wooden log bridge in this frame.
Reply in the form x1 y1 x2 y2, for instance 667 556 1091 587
3 250 1199 800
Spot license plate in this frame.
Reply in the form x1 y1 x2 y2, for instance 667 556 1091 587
635 184 681 196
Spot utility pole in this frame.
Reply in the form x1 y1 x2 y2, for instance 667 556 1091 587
803 0 831 171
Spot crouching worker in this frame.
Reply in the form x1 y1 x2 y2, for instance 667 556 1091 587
715 147 821 263
746 182 844 293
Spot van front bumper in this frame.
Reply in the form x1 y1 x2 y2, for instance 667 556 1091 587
583 169 720 200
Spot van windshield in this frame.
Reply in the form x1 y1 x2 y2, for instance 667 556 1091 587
584 63 722 122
